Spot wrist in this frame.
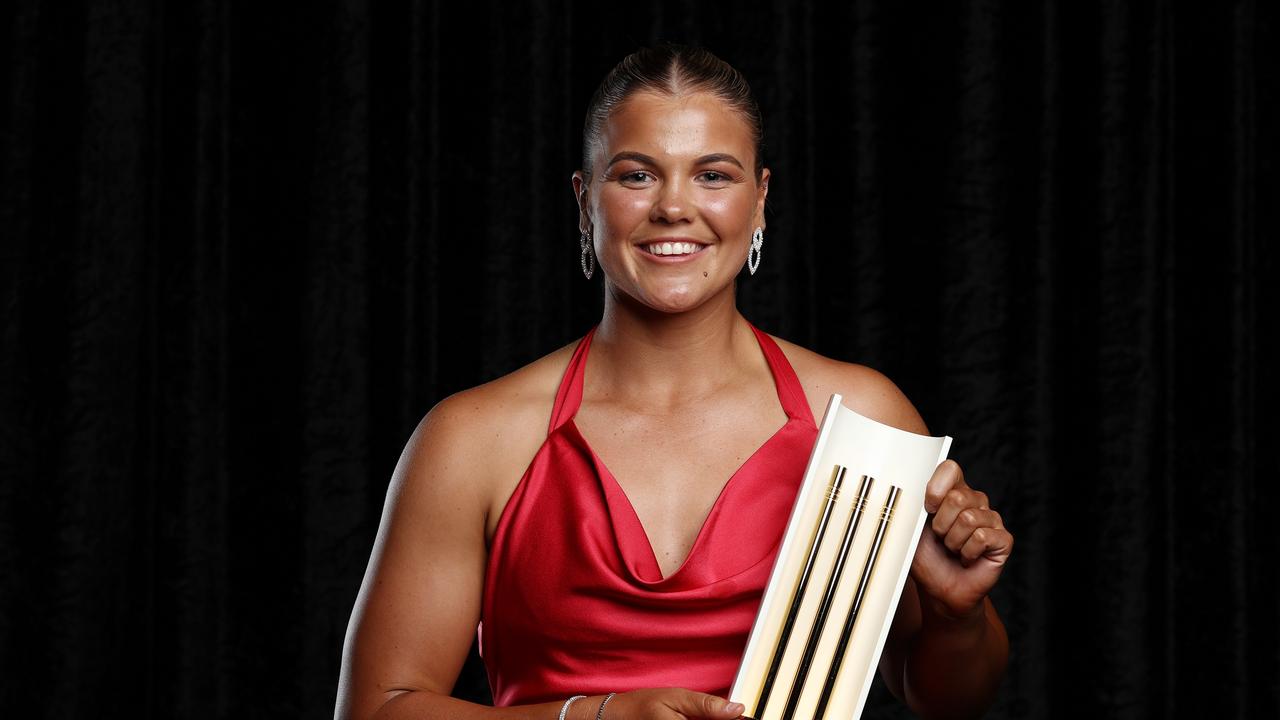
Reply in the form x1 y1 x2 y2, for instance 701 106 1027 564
568 694 611 720
920 593 987 634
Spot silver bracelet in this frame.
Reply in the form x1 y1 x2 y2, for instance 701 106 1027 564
557 695 586 720
594 692 616 720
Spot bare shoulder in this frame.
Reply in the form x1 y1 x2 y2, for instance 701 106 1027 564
422 340 577 456
405 338 582 540
767 334 930 436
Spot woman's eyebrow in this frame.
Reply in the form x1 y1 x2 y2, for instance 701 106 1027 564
605 151 746 171
696 153 745 170
606 151 657 166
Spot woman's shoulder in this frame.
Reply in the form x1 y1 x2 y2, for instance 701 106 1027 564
416 337 581 465
429 340 577 434
398 337 583 537
767 333 930 435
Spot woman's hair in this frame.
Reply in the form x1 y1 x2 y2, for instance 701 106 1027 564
581 44 765 181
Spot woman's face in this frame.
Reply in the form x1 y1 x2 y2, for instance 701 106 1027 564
573 91 770 314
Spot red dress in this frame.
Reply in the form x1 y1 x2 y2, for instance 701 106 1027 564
479 323 818 706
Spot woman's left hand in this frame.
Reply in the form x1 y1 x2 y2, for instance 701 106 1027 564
910 459 1013 618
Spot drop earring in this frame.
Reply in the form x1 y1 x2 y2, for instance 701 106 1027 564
580 230 595 279
748 227 764 275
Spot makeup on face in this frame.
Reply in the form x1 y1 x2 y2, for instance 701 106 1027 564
584 91 766 312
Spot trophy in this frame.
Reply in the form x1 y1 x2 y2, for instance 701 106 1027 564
729 395 952 720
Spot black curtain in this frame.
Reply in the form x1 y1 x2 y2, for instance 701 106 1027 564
2 1 1275 718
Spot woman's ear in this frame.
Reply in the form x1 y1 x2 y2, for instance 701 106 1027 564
756 167 771 229
571 171 591 233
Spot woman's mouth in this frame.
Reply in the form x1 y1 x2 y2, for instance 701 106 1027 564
644 241 706 256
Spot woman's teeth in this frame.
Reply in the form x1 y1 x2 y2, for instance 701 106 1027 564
647 242 701 256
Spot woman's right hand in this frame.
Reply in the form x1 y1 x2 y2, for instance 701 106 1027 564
578 688 745 720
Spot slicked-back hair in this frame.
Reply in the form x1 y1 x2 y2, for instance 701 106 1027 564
581 44 765 182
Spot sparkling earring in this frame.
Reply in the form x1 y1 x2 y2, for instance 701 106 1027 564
748 227 764 275
580 230 595 279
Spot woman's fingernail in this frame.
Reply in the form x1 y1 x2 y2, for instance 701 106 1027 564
724 701 745 714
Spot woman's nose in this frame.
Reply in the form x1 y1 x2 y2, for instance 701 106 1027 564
650 178 693 223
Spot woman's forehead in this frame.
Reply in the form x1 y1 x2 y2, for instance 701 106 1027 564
597 91 754 164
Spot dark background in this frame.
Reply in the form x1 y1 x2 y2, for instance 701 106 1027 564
2 0 1276 718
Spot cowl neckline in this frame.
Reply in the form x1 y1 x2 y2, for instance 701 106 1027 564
548 322 816 588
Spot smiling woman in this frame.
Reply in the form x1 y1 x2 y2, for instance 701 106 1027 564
335 45 1011 720
572 88 769 314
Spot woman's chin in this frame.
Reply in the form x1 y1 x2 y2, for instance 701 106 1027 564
637 283 721 315
607 271 732 316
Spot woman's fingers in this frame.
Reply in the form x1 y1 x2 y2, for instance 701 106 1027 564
665 688 744 718
609 687 743 719
941 507 1003 554
923 460 964 513
959 525 1014 567
925 462 1008 566
931 485 990 538
912 459 1013 607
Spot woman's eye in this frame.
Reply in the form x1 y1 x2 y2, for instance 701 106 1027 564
699 171 731 184
619 171 652 183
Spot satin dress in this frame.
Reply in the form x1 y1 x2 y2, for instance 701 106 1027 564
479 324 818 705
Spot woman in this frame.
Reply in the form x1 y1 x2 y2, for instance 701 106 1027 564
337 45 1011 720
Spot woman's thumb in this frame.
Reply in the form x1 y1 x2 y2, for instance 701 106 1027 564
672 689 745 718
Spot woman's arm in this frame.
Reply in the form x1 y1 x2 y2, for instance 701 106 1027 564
847 372 1010 720
367 690 746 720
335 390 749 720
878 459 1011 719
784 350 1011 720
335 393 500 719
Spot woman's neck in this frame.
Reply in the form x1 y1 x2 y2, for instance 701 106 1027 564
591 282 759 410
